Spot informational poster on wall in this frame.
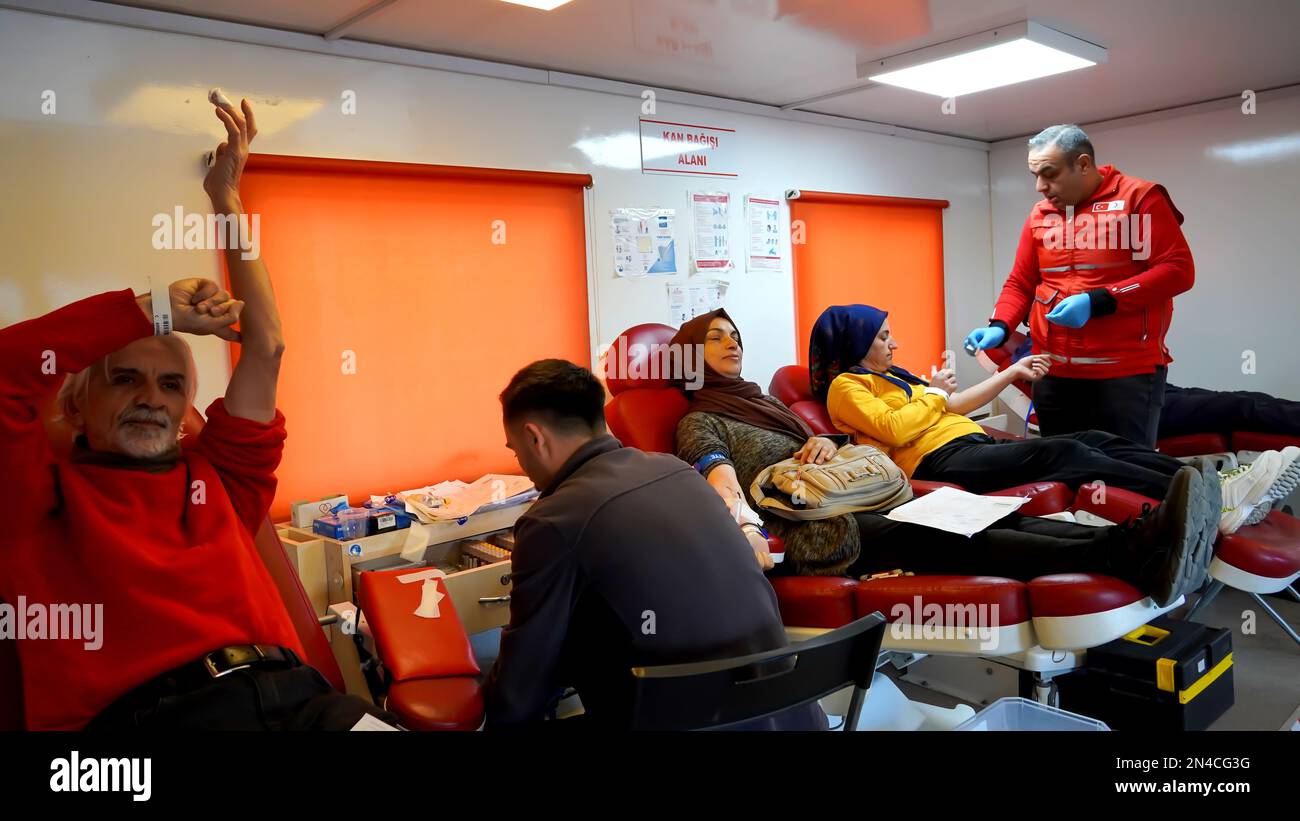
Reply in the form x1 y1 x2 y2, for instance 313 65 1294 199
689 191 732 276
745 194 783 272
667 281 726 326
611 207 677 277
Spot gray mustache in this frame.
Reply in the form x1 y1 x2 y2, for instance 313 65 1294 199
119 408 170 427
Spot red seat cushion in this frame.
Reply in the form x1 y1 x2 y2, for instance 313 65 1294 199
605 389 689 455
602 323 679 395
1232 431 1300 453
1026 573 1143 617
1215 511 1300 579
853 575 1029 625
911 478 962 496
986 481 1073 517
1071 482 1159 522
769 576 858 628
1158 432 1230 457
789 400 836 435
979 424 1025 442
769 365 813 407
357 570 480 682
386 677 484 731
766 534 785 560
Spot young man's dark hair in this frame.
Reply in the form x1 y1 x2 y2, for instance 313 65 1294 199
488 359 826 730
499 358 606 434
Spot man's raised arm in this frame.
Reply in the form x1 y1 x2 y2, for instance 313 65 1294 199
205 93 284 423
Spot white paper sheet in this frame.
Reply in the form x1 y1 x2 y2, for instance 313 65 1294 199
667 281 725 325
350 713 400 731
885 486 1030 537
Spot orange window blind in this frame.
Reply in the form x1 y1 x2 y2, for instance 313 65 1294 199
788 190 948 375
233 154 593 519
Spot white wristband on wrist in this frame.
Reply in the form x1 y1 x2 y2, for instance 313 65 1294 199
924 386 950 401
149 277 172 336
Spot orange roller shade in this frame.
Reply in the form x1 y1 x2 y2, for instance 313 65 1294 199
789 190 947 375
232 154 592 520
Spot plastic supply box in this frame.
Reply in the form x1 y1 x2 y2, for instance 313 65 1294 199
955 697 1109 731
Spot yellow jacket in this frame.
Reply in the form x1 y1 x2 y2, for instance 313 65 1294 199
825 371 984 476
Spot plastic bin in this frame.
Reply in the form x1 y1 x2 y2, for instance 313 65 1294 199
954 697 1109 731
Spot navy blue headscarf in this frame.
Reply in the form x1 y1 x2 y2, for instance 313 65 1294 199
808 304 929 402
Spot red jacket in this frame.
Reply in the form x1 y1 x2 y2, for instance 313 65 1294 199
991 165 1194 379
0 290 304 729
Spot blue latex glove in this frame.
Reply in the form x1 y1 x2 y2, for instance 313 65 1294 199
964 325 1006 352
1045 293 1092 328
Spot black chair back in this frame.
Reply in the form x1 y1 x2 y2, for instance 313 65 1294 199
629 612 886 731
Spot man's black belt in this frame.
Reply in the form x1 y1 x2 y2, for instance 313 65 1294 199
150 644 303 696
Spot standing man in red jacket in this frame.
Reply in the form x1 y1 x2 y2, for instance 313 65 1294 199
0 93 393 730
965 124 1195 448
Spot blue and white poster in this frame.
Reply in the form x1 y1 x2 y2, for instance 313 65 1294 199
611 207 677 277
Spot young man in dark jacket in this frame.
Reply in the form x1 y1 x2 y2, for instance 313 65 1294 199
484 359 826 730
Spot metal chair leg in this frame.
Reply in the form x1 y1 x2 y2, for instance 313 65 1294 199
1288 585 1300 604
1248 593 1300 647
844 685 866 732
1184 579 1225 621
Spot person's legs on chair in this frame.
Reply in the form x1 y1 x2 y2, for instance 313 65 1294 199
1162 384 1300 439
913 433 1175 499
1067 429 1186 475
851 467 1205 606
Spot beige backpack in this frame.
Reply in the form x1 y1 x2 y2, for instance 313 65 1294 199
749 443 913 521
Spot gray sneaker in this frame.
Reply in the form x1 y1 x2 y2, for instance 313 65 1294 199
1186 456 1222 587
1127 465 1201 608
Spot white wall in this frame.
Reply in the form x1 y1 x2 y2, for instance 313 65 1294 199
0 7 994 412
989 88 1300 399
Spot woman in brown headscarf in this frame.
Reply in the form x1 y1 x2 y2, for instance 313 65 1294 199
672 309 856 574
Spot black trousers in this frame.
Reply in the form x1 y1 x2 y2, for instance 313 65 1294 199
847 511 1124 582
86 663 399 731
1160 383 1300 439
912 430 1184 500
1033 367 1167 448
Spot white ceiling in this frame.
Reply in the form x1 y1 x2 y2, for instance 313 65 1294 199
97 0 1300 141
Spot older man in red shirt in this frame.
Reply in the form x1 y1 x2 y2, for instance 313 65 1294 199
966 124 1195 448
0 94 393 730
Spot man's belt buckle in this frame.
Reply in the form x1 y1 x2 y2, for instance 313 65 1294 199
203 645 265 678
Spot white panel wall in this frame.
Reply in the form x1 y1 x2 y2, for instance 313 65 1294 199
989 89 1300 399
0 8 993 413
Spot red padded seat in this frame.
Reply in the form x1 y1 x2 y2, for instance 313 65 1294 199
605 389 689 455
386 678 484 732
789 400 836 435
1231 431 1300 453
910 479 962 495
985 481 1074 517
1157 432 1230 457
1071 482 1158 522
603 323 678 395
357 569 483 731
1215 511 1300 580
853 575 1030 626
768 365 812 408
1026 573 1144 618
768 577 858 628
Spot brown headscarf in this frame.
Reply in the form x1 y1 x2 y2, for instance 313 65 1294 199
671 308 814 442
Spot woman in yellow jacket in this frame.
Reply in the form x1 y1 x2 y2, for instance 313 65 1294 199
810 304 1212 505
